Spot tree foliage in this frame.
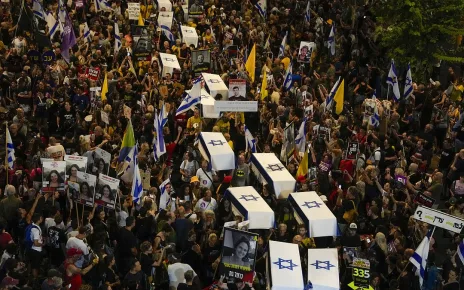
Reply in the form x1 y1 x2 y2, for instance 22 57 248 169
374 0 464 81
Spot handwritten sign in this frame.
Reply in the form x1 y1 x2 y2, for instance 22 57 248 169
127 2 141 20
413 205 464 233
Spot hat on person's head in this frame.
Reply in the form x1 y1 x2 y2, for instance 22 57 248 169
223 175 232 183
47 269 61 279
297 175 306 183
67 247 83 257
190 176 199 183
349 223 357 229
319 195 328 202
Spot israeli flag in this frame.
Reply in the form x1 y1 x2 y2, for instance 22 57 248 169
83 22 91 43
95 0 112 12
457 240 464 265
295 117 307 153
161 25 175 43
176 77 202 116
33 0 45 20
325 76 341 112
387 59 401 101
154 106 167 162
404 63 413 99
255 0 266 19
6 127 15 169
46 12 59 40
328 25 335 56
159 178 171 210
158 103 168 128
409 229 433 287
244 125 257 153
305 1 310 23
278 32 287 58
131 146 143 203
283 62 293 91
114 22 122 55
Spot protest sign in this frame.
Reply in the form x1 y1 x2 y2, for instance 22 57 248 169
69 172 97 207
95 173 119 209
64 155 88 179
127 3 141 20
352 258 371 288
87 67 100 81
413 192 435 208
346 142 359 160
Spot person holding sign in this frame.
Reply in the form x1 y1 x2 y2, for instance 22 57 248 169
221 237 252 268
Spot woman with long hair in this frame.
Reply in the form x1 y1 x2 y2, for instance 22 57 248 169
47 170 64 187
67 164 80 183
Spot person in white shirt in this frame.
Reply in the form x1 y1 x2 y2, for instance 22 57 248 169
29 213 44 278
180 152 199 183
66 227 90 268
194 189 218 212
196 160 216 189
167 253 197 290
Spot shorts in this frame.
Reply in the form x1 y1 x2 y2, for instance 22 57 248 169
27 248 43 269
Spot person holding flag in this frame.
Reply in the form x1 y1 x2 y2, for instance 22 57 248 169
387 59 401 101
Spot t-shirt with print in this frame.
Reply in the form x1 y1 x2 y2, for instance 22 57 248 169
47 225 66 249
180 160 198 182
196 168 215 189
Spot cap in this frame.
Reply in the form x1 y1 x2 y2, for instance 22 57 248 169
47 269 62 279
319 195 328 202
349 223 357 229
190 176 199 183
223 175 232 183
67 247 83 257
211 5 216 9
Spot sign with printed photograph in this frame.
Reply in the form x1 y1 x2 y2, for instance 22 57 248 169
42 161 66 192
95 173 119 209
346 142 359 160
87 148 111 176
228 79 246 101
70 172 97 207
219 227 258 283
127 2 141 20
188 0 204 16
309 167 317 183
192 50 211 75
297 41 312 63
64 155 88 180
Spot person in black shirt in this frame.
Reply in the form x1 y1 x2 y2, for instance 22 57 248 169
340 223 362 248
47 215 67 267
122 258 147 290
57 101 76 133
117 216 138 276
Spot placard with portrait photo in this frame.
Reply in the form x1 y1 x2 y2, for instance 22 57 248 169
228 79 247 101
218 227 258 284
64 155 88 181
72 172 97 207
86 148 111 176
95 173 119 209
188 0 204 16
298 41 312 63
192 50 211 75
42 161 66 192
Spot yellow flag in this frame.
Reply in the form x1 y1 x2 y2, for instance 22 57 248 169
296 150 308 180
245 44 256 82
138 13 144 26
334 79 345 115
261 67 268 100
101 72 108 102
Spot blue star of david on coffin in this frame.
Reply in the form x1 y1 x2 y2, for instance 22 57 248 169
310 260 335 270
301 201 322 209
273 258 298 270
208 140 224 146
239 194 259 201
208 79 221 83
267 163 284 171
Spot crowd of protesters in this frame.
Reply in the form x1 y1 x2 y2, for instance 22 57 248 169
0 0 461 289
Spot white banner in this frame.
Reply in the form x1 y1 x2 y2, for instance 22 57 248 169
158 0 172 11
157 11 173 28
127 3 141 20
214 101 258 112
413 205 464 233
181 25 198 48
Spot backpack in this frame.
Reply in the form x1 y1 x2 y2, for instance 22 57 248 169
24 224 39 248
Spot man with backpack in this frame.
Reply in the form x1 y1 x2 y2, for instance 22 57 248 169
25 213 43 278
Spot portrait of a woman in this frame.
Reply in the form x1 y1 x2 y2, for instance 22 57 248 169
221 236 252 268
93 158 107 175
67 165 80 182
79 182 93 201
99 184 114 205
47 170 65 187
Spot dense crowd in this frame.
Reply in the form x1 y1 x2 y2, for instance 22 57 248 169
0 0 461 289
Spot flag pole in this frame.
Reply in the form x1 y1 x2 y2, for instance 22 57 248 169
4 123 7 185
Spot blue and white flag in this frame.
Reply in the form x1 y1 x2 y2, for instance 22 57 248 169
305 1 311 23
295 117 307 153
387 59 401 101
244 125 257 153
119 146 136 182
95 0 112 12
114 22 122 55
33 0 45 20
328 25 335 56
159 178 171 210
46 12 59 40
255 0 266 19
131 146 143 203
161 25 175 43
154 106 167 162
369 97 380 128
283 61 293 91
409 229 433 287
176 77 202 115
457 240 464 265
6 127 15 169
83 22 91 43
278 32 287 58
404 63 413 99
325 76 341 112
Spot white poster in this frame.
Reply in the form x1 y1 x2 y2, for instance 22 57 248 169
157 11 173 28
64 155 88 180
298 41 312 63
413 205 464 233
86 148 111 176
95 173 119 209
42 161 66 192
127 3 141 20
70 172 97 207
101 111 109 125
228 79 246 101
